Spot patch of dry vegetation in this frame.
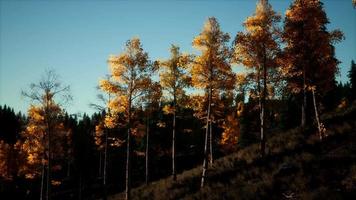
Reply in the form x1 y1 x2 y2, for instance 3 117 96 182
110 105 356 200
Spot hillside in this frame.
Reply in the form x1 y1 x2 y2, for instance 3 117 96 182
110 105 356 200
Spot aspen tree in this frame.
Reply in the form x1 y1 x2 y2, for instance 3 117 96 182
158 44 190 181
233 0 281 157
191 17 235 187
99 37 154 200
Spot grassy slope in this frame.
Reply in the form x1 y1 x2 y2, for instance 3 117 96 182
110 105 356 200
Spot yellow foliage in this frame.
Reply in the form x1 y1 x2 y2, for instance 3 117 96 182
100 37 154 136
108 95 128 114
220 114 240 152
28 106 44 121
237 102 244 117
191 17 234 91
158 44 190 107
104 114 118 129
282 0 343 94
162 105 175 115
95 121 105 150
51 180 61 186
99 79 120 93
18 92 70 179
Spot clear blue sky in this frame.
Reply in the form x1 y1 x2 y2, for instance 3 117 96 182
0 0 355 115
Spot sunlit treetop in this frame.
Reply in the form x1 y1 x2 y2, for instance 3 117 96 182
100 37 154 122
282 0 344 94
233 0 281 69
158 44 191 114
191 17 235 91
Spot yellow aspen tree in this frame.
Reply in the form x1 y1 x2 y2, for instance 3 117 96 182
282 0 343 130
158 44 190 181
233 0 281 157
99 37 154 200
21 70 71 200
94 97 124 200
191 17 235 188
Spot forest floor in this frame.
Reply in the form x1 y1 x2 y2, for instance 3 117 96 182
109 105 356 200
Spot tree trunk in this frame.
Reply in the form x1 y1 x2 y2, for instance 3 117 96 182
46 128 51 200
209 121 213 166
201 86 212 188
301 67 306 129
125 101 132 200
40 161 45 200
172 96 177 181
67 159 71 178
300 2 306 129
145 114 150 185
45 93 51 200
256 65 263 157
103 127 108 200
312 88 322 140
260 50 267 158
78 172 82 200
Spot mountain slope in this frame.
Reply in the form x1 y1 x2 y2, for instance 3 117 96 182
110 105 356 200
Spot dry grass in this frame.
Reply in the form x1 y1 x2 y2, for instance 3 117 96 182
109 105 356 200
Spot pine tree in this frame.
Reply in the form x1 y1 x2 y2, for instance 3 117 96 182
348 60 356 100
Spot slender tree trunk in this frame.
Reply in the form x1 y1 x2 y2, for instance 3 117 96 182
67 159 71 178
172 95 177 181
46 127 51 200
78 172 82 200
125 100 132 200
40 134 46 200
201 86 212 188
256 65 264 157
260 49 267 157
40 161 45 200
209 121 213 166
300 2 306 129
103 128 108 200
312 88 322 140
301 67 306 128
145 114 150 185
45 93 51 200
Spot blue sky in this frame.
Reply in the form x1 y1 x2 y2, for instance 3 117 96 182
0 0 355 115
